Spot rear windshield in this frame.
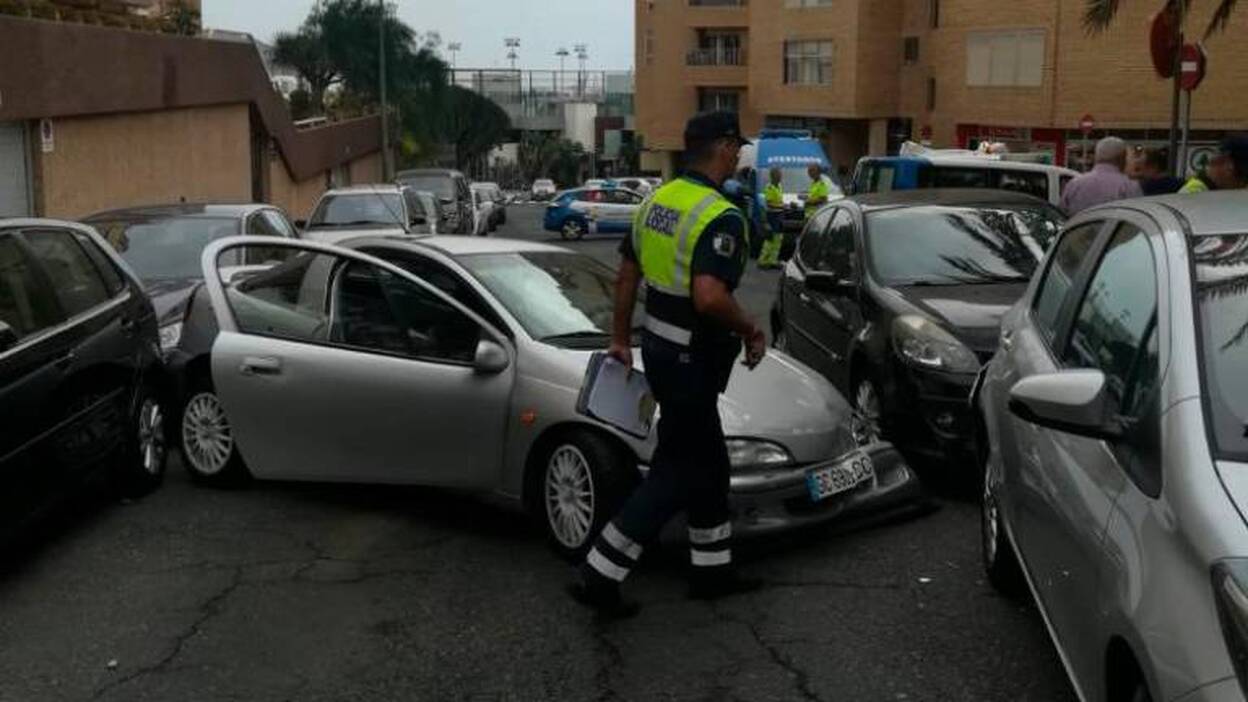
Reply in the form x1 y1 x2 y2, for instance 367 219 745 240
308 193 404 229
90 216 239 282
1193 234 1248 459
399 175 455 200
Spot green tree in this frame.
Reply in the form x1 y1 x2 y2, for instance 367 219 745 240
440 86 512 170
1084 0 1239 38
273 19 339 115
318 0 416 103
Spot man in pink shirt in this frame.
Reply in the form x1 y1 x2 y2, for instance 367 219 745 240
1060 137 1143 215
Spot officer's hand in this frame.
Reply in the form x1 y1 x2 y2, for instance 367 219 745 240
608 341 633 369
742 328 767 370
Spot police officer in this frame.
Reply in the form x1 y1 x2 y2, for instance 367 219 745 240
758 167 785 268
805 163 830 221
569 111 767 618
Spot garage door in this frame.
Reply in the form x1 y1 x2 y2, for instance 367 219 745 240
0 122 31 217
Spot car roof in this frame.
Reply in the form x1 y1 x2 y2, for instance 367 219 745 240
1088 191 1248 237
845 188 1053 212
345 235 571 258
82 203 269 221
397 168 463 178
323 184 403 196
1 217 97 233
862 155 1077 175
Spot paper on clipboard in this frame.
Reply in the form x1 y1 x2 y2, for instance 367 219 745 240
576 352 656 439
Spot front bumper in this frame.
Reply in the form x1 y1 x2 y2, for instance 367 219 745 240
882 357 980 465
728 442 923 537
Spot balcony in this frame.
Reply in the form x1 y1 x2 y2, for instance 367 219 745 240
685 48 748 67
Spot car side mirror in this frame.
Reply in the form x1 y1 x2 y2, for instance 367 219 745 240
294 219 307 229
1008 369 1123 441
805 271 855 295
0 320 18 352
473 339 510 374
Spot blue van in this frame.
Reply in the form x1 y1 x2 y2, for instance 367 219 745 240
738 129 839 235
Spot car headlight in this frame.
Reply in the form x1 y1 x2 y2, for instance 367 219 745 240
1213 561 1248 696
726 439 794 471
892 315 980 374
158 322 183 353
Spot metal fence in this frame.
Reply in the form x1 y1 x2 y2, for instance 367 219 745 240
448 69 635 126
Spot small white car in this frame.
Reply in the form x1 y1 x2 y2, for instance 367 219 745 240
301 185 430 245
531 179 558 202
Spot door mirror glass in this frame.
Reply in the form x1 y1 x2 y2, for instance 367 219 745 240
1008 370 1122 441
473 339 509 374
0 320 18 352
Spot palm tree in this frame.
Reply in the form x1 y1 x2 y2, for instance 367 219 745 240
1084 0 1240 39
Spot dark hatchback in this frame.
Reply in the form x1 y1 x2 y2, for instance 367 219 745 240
1 219 167 546
771 189 1064 469
83 205 297 480
396 169 474 235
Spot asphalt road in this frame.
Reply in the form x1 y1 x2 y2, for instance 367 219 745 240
0 204 1076 702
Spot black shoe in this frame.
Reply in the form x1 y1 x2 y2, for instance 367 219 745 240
688 574 763 601
567 582 642 619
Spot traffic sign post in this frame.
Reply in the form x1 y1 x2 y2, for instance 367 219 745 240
1079 114 1095 172
1178 44 1207 176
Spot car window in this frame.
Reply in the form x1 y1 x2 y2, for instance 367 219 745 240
999 171 1049 200
331 260 480 364
606 190 635 205
925 166 993 188
224 249 333 343
72 231 125 297
22 229 112 317
91 215 240 282
860 163 895 193
804 210 856 277
403 190 425 219
246 212 283 237
261 210 298 239
0 233 64 340
309 193 405 229
1062 223 1158 417
1193 233 1248 459
398 175 455 201
1032 221 1103 345
357 248 507 334
797 207 836 267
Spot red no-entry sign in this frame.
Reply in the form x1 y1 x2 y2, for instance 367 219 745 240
1180 43 1208 91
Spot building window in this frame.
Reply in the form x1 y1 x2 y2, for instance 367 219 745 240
966 30 1046 87
644 29 655 66
698 88 741 113
784 40 835 85
929 0 940 28
688 30 747 66
903 36 920 64
926 77 937 110
784 0 833 6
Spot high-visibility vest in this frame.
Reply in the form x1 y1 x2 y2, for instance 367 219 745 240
632 177 745 299
1179 177 1210 194
806 179 830 219
764 183 784 210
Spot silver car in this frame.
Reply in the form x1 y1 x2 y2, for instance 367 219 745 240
976 191 1248 702
301 184 431 245
195 235 922 558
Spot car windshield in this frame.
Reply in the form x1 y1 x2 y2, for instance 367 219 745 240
399 175 455 200
90 216 239 282
865 205 1063 286
308 193 404 228
459 251 637 346
1193 233 1248 459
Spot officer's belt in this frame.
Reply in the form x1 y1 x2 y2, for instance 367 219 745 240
644 316 693 346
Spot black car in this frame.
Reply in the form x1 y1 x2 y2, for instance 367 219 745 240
771 189 1064 468
83 204 298 483
396 169 474 235
0 219 167 545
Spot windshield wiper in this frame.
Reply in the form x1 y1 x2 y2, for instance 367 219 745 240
539 330 611 343
314 220 397 228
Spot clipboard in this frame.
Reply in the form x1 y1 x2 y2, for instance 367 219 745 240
575 352 657 439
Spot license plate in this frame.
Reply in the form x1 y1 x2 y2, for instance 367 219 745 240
805 452 876 502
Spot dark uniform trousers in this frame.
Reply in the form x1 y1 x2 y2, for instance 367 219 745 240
583 331 737 588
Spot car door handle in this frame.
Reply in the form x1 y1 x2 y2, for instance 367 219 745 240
798 292 811 303
239 356 283 376
53 351 75 371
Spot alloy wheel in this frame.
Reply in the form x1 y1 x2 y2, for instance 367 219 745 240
545 444 596 549
850 380 883 446
561 220 585 241
182 392 235 476
137 398 166 476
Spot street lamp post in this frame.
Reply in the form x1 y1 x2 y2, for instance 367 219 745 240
448 41 462 69
574 43 588 97
378 0 390 180
556 47 569 94
505 37 521 71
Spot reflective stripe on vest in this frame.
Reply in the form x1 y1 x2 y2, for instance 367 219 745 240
632 179 741 298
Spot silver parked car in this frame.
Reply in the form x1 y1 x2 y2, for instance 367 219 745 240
301 184 432 245
975 191 1248 702
195 235 923 558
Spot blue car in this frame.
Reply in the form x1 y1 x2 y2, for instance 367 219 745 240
543 187 645 241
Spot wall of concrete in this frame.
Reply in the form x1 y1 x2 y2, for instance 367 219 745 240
38 103 251 218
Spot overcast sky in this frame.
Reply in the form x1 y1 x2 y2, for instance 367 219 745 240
203 1 634 70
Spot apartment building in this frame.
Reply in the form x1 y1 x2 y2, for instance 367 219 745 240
636 0 1248 177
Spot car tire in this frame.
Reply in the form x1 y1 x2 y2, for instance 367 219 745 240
539 429 638 562
981 468 1025 597
560 219 586 241
180 378 249 487
849 374 886 447
773 323 789 352
115 383 168 498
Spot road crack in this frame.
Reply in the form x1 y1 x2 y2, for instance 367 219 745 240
711 602 826 702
